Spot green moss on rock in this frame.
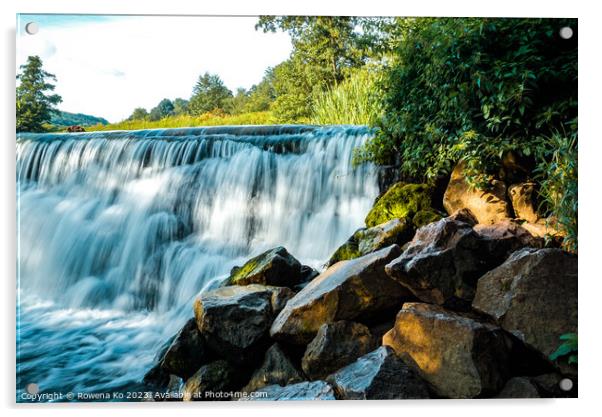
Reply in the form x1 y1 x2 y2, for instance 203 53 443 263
365 183 434 228
412 209 444 229
228 246 303 288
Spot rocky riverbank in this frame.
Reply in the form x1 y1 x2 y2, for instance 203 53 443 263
143 162 577 400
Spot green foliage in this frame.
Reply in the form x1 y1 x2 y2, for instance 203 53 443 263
173 98 190 116
87 111 273 131
549 333 577 365
535 131 578 252
310 68 384 125
364 183 433 227
16 56 62 132
189 73 233 115
357 18 577 182
50 111 108 126
149 98 175 121
128 107 149 121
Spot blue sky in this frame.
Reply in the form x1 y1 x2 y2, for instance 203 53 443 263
17 14 292 122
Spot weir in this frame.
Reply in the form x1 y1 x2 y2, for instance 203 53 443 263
16 125 379 394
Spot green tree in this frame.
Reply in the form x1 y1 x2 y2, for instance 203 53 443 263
189 73 232 115
16 55 62 132
173 98 189 116
149 98 175 121
245 69 277 112
128 107 149 121
224 88 250 115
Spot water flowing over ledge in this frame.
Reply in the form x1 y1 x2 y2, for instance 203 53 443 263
17 125 378 396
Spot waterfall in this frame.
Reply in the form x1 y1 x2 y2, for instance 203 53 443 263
16 125 379 396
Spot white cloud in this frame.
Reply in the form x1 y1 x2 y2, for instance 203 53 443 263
17 15 292 122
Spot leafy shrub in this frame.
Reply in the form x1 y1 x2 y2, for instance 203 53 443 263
549 332 577 365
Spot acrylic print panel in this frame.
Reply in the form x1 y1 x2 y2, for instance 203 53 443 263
16 14 578 402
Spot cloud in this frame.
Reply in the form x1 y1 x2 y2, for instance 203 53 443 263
17 15 292 122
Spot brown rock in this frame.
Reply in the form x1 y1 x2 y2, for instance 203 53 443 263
242 344 305 393
159 318 212 379
182 360 236 401
472 248 578 362
443 162 511 224
508 182 539 223
301 321 376 380
270 245 409 344
383 303 512 398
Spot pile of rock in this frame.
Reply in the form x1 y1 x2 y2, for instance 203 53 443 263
143 170 577 401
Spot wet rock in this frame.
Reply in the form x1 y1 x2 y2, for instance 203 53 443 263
241 381 336 401
194 284 276 362
385 215 490 308
496 377 540 398
227 246 303 288
327 218 413 266
365 183 434 228
443 162 511 224
383 303 512 398
327 346 430 400
472 248 578 363
182 360 236 401
269 286 295 316
271 245 409 344
508 182 539 223
242 343 305 393
301 321 376 380
157 318 212 379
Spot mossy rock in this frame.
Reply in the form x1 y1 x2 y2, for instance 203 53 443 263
365 183 434 228
228 246 303 288
412 209 444 229
327 218 413 267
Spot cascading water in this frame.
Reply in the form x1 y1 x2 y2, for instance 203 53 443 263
16 125 379 398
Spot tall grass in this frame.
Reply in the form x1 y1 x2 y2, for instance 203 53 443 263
86 111 274 131
310 69 383 126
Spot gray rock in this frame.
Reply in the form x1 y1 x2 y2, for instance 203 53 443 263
301 321 376 380
327 346 430 400
496 377 540 398
383 303 512 398
182 360 236 401
227 246 303 288
158 318 212 379
242 343 305 393
241 381 336 401
271 245 409 344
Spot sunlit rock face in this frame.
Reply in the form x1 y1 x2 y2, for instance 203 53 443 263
16 125 379 395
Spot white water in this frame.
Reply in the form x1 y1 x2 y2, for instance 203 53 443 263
16 125 379 399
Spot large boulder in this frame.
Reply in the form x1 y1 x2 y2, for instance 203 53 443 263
508 182 539 223
242 343 305 393
194 284 277 362
327 218 413 266
365 183 434 228
301 321 376 380
443 162 511 225
227 247 303 288
472 248 578 363
327 346 430 400
474 220 544 256
385 211 523 309
182 360 236 401
158 318 212 379
383 303 512 398
241 381 336 401
270 245 410 344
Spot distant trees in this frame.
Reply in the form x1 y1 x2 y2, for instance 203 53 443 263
189 73 233 115
149 98 175 121
16 56 62 132
128 107 149 121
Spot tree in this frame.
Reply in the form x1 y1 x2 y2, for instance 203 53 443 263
189 73 232 115
173 98 189 116
128 107 149 121
16 55 62 132
245 69 277 112
149 98 175 121
224 88 250 115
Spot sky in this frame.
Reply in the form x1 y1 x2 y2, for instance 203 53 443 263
16 14 292 122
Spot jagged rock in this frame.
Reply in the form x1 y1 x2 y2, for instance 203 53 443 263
521 218 566 241
365 183 434 227
271 245 409 344
182 360 236 401
227 246 303 288
327 218 413 266
508 182 539 223
383 303 512 398
158 318 212 379
496 377 540 398
242 343 305 393
474 220 543 255
443 162 511 224
384 215 494 308
327 346 430 400
301 321 376 380
241 381 336 401
472 248 578 364
269 286 295 316
194 284 276 362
